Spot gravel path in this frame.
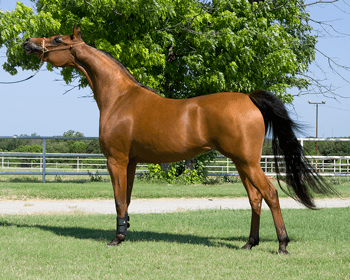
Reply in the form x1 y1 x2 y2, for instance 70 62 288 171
1 198 349 214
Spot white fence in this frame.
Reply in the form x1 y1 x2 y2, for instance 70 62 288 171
1 136 350 182
206 155 350 176
0 154 147 174
1 153 350 179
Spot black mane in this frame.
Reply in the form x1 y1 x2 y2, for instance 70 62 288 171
97 49 158 94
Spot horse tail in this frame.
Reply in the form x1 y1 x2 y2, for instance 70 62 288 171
248 90 338 209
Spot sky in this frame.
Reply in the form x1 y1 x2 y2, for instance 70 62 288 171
0 0 350 138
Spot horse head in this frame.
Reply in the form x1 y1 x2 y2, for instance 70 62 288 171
23 25 84 67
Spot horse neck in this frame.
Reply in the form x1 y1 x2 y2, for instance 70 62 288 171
73 45 134 110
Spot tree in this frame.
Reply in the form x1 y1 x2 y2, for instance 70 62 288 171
318 139 350 156
0 133 38 152
48 130 87 153
2 1 348 182
0 0 326 103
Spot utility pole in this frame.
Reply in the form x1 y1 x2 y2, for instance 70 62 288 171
308 100 325 156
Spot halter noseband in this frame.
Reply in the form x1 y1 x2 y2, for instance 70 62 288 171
40 37 84 59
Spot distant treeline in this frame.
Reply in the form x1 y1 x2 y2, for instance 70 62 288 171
0 130 101 154
263 138 350 156
1 131 350 156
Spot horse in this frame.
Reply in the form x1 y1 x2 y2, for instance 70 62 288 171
23 25 337 254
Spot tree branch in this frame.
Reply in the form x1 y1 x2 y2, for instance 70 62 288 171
303 0 339 7
83 0 95 9
305 17 350 37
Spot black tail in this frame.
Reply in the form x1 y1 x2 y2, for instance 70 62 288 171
248 90 339 209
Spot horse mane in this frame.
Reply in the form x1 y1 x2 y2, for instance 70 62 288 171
97 49 158 94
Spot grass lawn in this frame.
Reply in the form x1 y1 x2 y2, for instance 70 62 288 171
0 178 349 200
0 208 349 279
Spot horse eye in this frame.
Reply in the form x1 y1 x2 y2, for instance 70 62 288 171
55 37 63 43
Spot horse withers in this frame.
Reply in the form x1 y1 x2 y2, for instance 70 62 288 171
23 25 337 254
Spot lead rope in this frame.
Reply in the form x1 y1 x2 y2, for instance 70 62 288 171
0 60 45 84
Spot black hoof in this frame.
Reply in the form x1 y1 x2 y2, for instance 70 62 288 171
241 238 259 250
278 249 290 255
241 243 253 250
106 234 126 247
278 240 290 255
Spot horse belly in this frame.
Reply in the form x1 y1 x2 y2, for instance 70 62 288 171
132 146 211 164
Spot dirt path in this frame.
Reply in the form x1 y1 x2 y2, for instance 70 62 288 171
1 198 349 214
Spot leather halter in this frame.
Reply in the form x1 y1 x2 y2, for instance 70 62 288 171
40 37 84 58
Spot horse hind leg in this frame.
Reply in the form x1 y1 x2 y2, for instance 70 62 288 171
237 167 263 250
237 163 290 254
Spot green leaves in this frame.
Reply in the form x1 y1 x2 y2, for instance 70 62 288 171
1 0 316 102
0 1 60 74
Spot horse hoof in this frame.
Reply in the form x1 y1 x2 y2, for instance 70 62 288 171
106 240 122 247
278 249 290 255
241 238 258 250
106 234 126 247
241 243 253 250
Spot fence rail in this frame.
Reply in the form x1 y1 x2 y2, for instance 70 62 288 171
1 154 350 181
206 155 350 177
0 153 148 177
1 136 350 182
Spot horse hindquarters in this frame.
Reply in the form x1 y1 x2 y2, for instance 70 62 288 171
206 93 290 253
248 90 338 209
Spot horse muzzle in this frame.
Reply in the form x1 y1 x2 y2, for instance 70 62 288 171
23 39 43 54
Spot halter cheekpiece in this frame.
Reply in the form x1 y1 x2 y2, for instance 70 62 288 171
41 37 84 58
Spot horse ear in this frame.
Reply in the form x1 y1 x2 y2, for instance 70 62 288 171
72 24 82 39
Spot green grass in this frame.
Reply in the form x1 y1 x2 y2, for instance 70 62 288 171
0 180 250 200
0 208 349 279
0 179 349 200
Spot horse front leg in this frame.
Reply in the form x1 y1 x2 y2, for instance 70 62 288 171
106 157 130 246
126 159 137 207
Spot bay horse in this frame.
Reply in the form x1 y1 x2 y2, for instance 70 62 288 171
23 25 336 254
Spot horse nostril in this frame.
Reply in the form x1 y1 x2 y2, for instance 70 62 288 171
25 38 30 42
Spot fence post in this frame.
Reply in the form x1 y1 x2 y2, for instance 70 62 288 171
42 138 46 183
340 158 342 174
322 159 324 173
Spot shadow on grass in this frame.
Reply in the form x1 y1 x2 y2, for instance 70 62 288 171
0 220 279 252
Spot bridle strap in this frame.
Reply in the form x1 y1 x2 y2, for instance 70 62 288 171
0 38 84 84
41 38 84 58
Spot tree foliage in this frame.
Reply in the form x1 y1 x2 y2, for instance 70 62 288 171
261 138 350 156
0 0 318 102
303 139 350 156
